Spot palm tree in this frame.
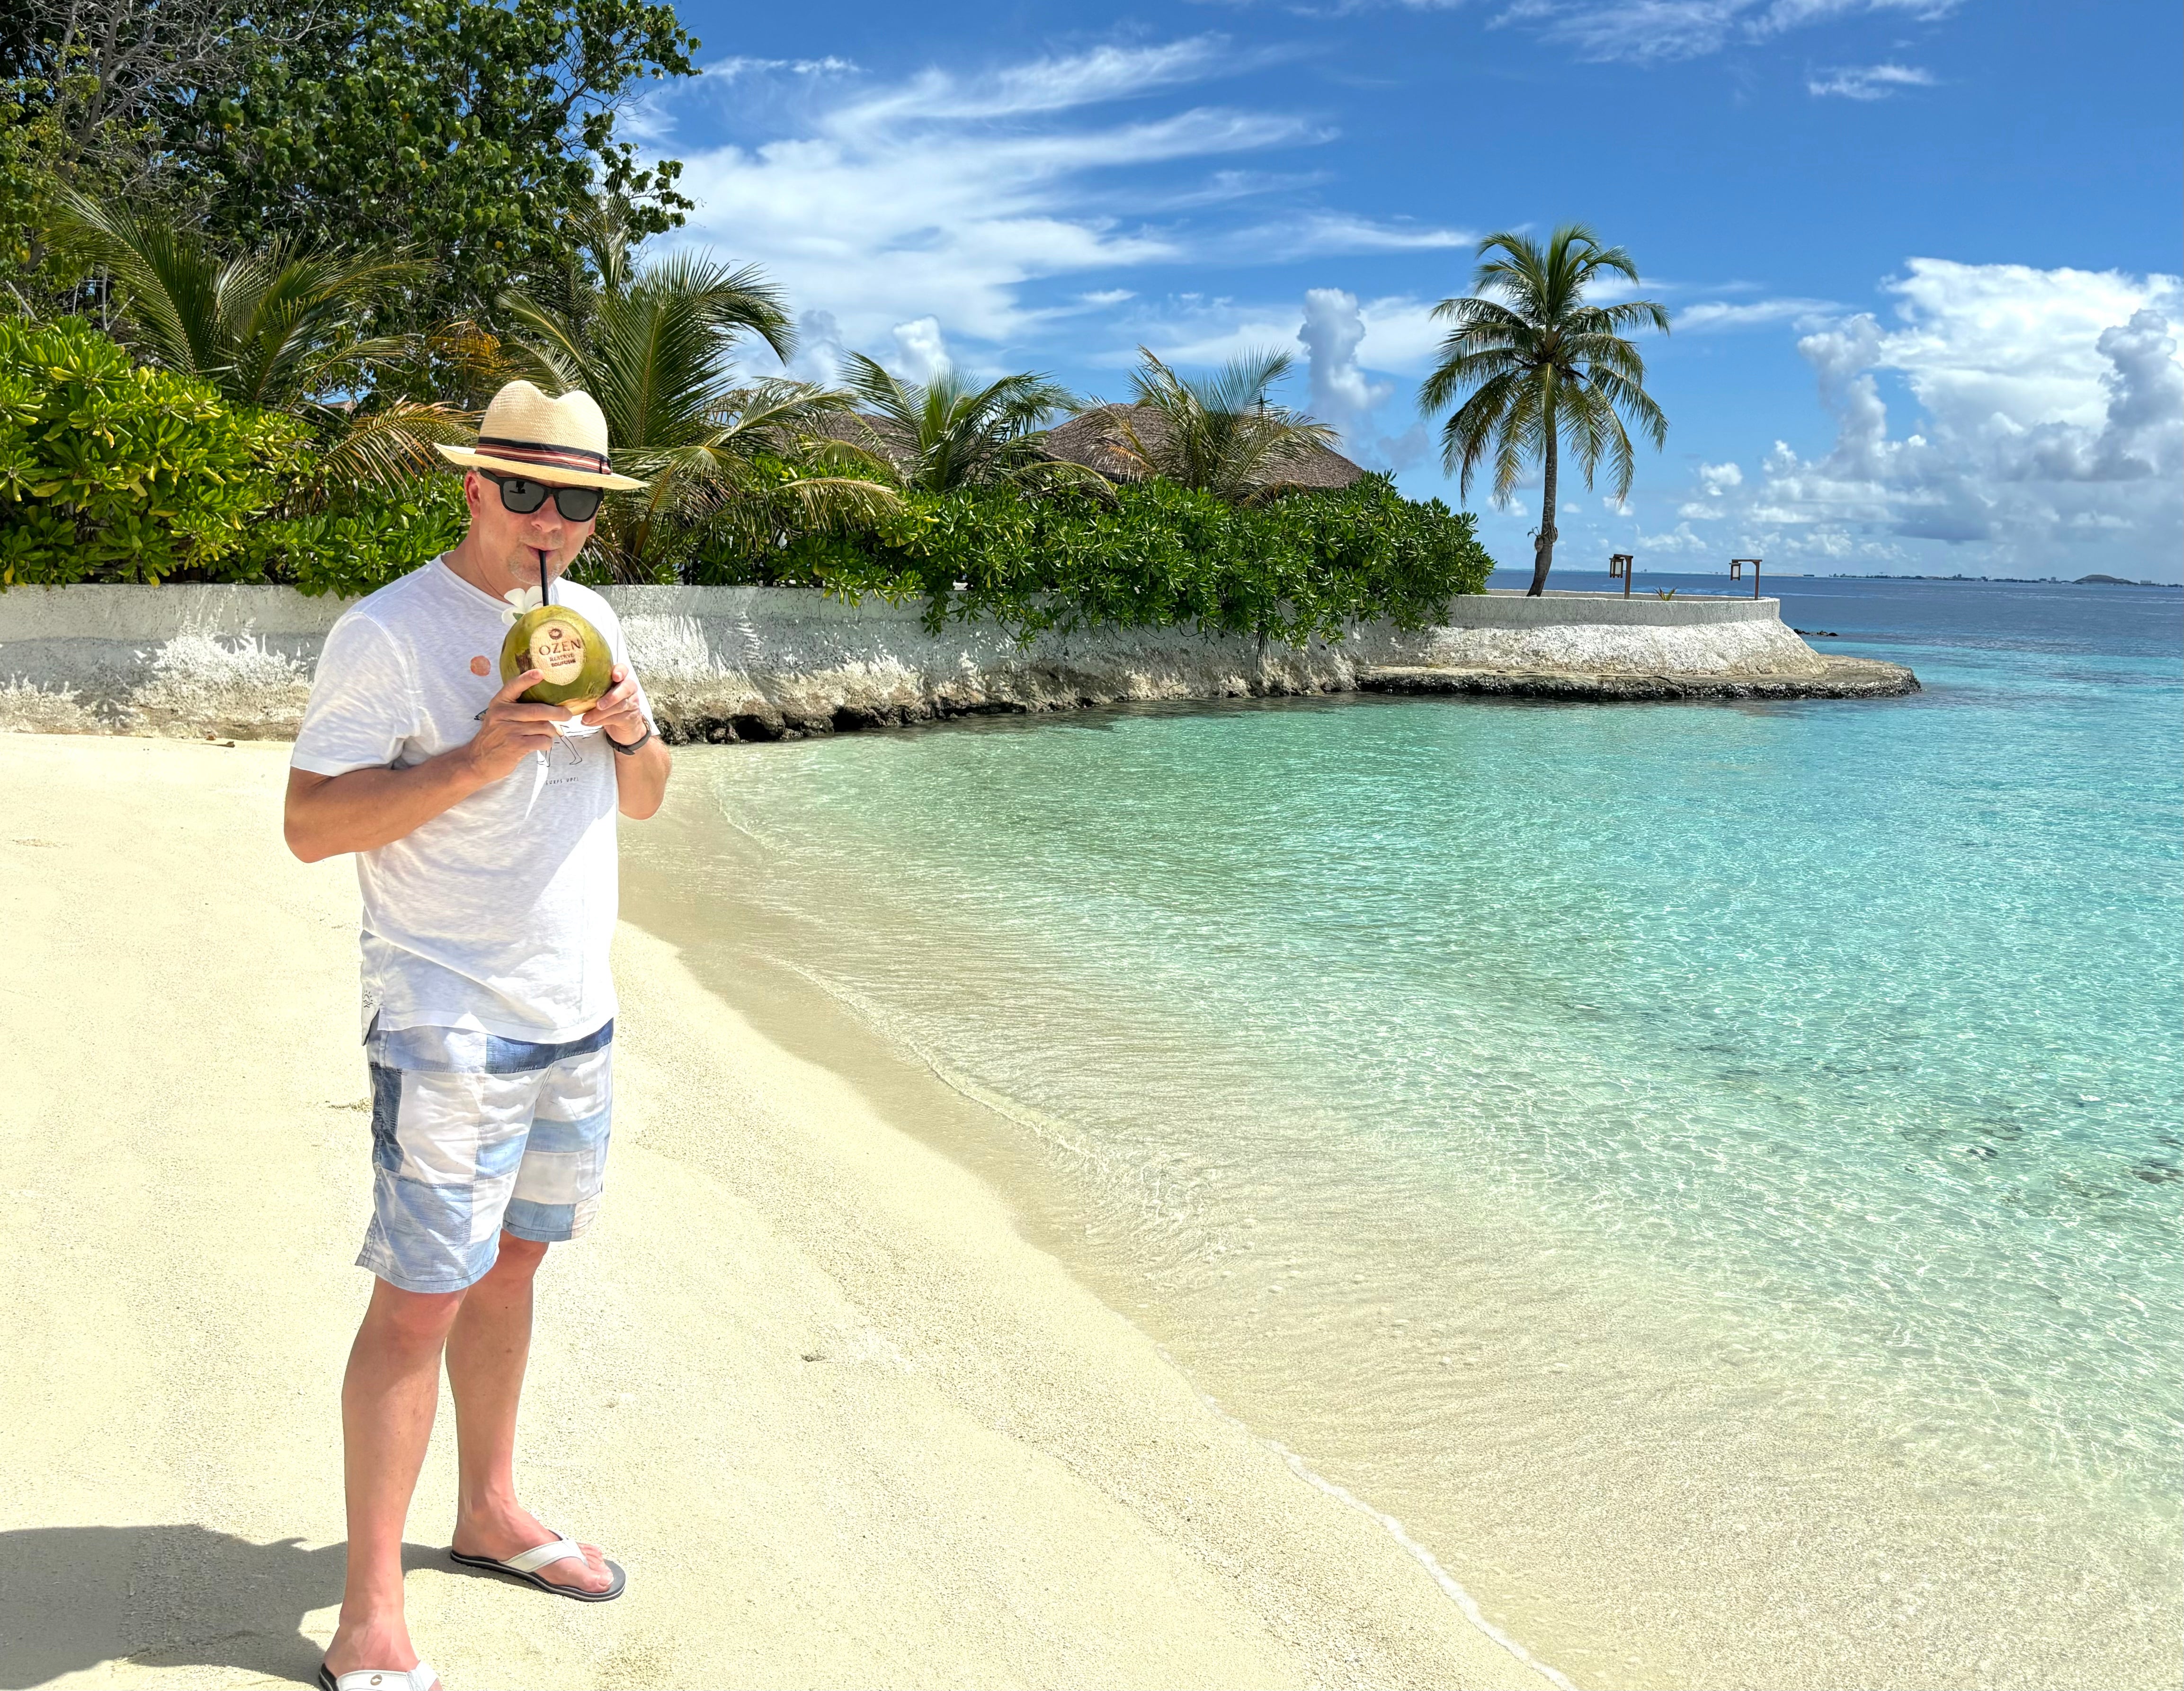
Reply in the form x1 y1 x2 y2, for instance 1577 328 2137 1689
1085 347 1337 505
53 190 472 502
1417 225 1668 596
497 209 899 580
839 354 1103 495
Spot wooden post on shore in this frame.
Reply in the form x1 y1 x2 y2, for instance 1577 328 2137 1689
1610 553 1634 597
1731 557 1761 600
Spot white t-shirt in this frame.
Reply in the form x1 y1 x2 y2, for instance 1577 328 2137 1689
292 557 654 1042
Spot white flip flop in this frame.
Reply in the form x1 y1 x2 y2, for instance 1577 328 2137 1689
315 1661 438 1691
449 1529 626 1602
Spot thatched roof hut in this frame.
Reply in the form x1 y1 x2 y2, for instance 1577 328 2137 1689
1040 405 1370 493
804 406 1371 494
804 411 918 475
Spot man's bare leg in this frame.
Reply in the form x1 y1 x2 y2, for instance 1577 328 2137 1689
446 1232 613 1593
325 1279 464 1682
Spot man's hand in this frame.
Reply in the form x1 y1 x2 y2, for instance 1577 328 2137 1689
285 669 569 862
581 664 648 746
582 662 671 819
463 668 570 781
286 662 669 863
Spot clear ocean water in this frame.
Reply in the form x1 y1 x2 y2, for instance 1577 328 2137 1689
636 575 2183 1688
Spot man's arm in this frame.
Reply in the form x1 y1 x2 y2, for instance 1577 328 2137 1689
582 663 671 821
284 669 567 863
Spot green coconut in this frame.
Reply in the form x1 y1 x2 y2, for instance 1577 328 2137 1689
500 605 612 715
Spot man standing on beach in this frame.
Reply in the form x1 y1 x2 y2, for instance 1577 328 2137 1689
284 383 669 1691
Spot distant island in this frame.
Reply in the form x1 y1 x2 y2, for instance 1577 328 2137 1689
1814 573 2180 588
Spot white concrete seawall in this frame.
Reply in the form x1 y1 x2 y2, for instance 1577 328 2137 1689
0 583 1908 740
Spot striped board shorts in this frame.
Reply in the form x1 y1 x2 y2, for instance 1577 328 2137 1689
357 1018 614 1294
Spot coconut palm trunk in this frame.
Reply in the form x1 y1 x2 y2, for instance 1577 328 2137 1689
1531 420 1559 596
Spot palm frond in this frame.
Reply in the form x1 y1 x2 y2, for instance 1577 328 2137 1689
839 354 1079 492
55 191 421 413
53 189 226 382
294 400 477 506
1111 347 1332 502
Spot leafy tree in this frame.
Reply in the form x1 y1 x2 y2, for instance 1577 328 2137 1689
53 190 472 503
157 0 698 321
838 354 1101 496
3 0 292 307
1084 347 1338 506
497 211 898 581
1417 224 1668 596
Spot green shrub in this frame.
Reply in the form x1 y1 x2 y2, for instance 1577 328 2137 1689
0 316 472 595
694 474 1493 642
242 480 470 597
0 315 303 585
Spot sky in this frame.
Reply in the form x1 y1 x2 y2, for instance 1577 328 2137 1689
634 0 2183 582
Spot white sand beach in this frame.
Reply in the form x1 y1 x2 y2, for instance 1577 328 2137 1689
0 734 1560 1691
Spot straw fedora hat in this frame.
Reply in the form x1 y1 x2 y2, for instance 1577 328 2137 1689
436 380 647 491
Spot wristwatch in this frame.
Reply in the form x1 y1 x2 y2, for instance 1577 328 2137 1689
607 724 653 756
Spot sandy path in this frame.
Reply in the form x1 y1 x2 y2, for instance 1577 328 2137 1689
0 734 1556 1691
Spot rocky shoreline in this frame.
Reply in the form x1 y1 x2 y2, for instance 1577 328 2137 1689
0 584 1920 741
1357 654 1920 704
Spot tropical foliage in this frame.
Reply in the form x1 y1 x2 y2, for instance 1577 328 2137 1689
1084 348 1339 505
0 310 1492 640
4 0 1503 630
0 312 298 584
838 354 1100 496
53 190 473 503
698 475 1492 643
0 313 471 590
1418 224 1668 595
6 0 698 321
493 205 898 580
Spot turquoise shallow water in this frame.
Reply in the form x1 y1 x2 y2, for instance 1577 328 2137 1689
648 579 2182 1688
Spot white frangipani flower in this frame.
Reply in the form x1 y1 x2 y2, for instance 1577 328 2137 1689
499 585 543 626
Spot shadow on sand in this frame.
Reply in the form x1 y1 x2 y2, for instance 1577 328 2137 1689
0 1525 446 1688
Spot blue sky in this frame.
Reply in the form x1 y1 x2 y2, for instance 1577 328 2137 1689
638 0 2183 581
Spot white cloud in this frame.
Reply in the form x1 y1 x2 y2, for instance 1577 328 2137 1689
1121 298 1309 369
1374 420 1435 473
1489 0 1960 64
1136 291 1444 370
1358 296 1451 371
1807 63 1937 99
1632 519 1714 553
1299 288 1395 451
890 317 952 382
705 56 859 82
1679 465 1739 520
651 41 1466 353
841 39 1252 124
1672 259 2184 574
784 308 847 385
1676 296 1836 331
1250 212 1471 256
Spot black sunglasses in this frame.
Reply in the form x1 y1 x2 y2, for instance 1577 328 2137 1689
480 470 604 523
